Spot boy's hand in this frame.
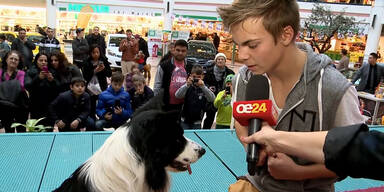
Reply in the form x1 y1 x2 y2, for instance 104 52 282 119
104 112 112 120
197 79 204 87
56 120 65 129
114 106 123 115
222 92 227 99
267 153 303 180
70 119 80 130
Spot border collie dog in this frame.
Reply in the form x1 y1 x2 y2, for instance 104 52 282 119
54 93 206 192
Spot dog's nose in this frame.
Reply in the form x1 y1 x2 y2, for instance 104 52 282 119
198 148 206 158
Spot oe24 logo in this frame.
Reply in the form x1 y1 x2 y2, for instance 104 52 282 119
235 103 267 114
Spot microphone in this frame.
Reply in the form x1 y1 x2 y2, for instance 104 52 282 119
233 75 277 175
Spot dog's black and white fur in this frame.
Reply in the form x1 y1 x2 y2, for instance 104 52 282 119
54 92 205 192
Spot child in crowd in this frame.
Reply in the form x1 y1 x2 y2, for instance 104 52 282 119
136 50 146 72
175 65 215 129
128 74 154 111
96 72 133 130
214 74 234 129
125 64 141 91
49 77 95 132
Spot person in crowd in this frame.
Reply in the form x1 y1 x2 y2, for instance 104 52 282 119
336 49 349 72
153 39 193 111
39 27 60 55
175 65 215 129
49 51 82 93
119 29 139 77
135 34 150 83
25 52 59 126
352 52 384 94
128 74 154 111
0 50 28 133
86 26 107 58
204 53 234 129
213 32 220 51
125 63 141 91
159 42 175 64
11 28 36 70
136 50 146 72
214 74 234 129
95 72 132 130
50 77 95 132
218 0 365 191
0 34 10 59
0 51 25 89
72 28 89 69
240 123 384 181
83 44 112 120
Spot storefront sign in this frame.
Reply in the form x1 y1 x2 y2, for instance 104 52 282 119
67 4 109 13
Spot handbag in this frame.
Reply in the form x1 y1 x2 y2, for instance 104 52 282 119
87 75 102 95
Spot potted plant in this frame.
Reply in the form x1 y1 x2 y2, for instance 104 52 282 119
11 117 52 132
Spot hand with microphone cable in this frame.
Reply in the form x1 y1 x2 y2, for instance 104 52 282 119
233 75 278 176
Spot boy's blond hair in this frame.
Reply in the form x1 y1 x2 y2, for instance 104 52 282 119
217 0 300 43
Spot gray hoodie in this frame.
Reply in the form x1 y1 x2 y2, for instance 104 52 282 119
233 43 352 192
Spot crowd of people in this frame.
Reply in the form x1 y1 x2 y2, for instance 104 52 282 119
0 25 236 133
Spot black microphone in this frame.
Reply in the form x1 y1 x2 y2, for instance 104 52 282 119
245 75 269 176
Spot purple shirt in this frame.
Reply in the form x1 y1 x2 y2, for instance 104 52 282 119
0 69 25 90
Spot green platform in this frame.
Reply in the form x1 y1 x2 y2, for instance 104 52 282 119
0 128 383 191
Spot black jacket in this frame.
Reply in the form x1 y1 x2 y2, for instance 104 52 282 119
352 63 384 93
11 38 36 69
83 57 112 92
72 38 89 64
204 66 234 95
138 37 149 64
24 65 60 117
39 37 60 55
54 65 83 93
128 86 154 111
324 123 384 181
181 86 207 123
86 34 106 57
49 90 91 125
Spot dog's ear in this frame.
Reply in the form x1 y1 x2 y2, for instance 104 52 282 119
145 161 168 191
132 90 165 117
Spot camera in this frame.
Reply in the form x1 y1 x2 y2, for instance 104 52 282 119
193 78 199 84
225 86 231 94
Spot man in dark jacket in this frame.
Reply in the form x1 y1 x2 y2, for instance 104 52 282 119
136 34 149 65
72 28 89 69
50 77 95 132
11 28 36 70
352 52 384 94
203 53 234 129
86 26 106 58
39 27 60 55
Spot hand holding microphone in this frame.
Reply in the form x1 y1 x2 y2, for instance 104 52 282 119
233 75 277 175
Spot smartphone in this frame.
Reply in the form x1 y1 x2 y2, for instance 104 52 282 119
225 86 231 94
42 66 49 72
114 99 121 108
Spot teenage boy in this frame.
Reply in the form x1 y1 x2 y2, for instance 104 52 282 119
218 0 365 191
96 72 132 130
175 65 215 129
49 77 95 132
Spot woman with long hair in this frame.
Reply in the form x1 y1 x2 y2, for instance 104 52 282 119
49 51 82 93
25 52 60 126
83 44 112 121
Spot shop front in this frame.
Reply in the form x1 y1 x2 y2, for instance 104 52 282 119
0 5 45 32
55 3 164 41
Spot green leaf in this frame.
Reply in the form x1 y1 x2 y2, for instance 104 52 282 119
11 123 25 128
